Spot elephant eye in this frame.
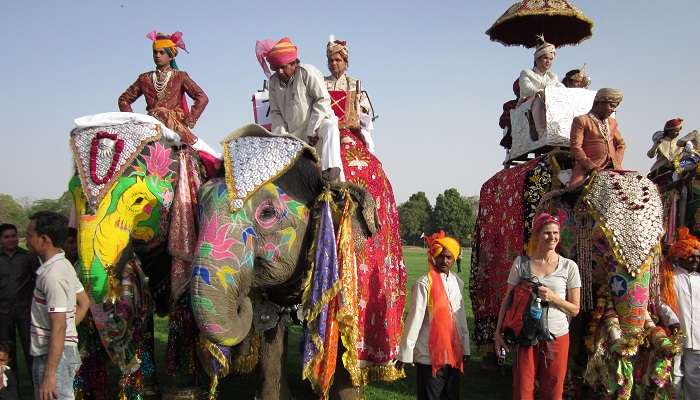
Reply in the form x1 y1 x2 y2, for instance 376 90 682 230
134 197 144 204
255 200 282 228
260 204 277 220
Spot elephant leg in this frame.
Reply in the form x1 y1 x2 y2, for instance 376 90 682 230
141 312 159 397
75 315 109 400
257 322 292 400
329 344 363 400
166 294 200 387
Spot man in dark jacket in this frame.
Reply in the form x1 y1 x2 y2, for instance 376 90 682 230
0 224 39 384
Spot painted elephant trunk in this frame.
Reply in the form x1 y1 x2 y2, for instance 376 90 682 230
191 264 254 346
190 179 257 347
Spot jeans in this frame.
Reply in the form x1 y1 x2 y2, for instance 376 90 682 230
32 346 81 400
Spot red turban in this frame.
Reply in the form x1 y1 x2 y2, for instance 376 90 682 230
664 118 683 132
532 212 561 234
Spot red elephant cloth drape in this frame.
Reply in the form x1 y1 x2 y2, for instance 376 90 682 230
328 90 407 368
470 157 552 347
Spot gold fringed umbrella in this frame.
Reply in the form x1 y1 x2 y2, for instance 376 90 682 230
486 0 594 48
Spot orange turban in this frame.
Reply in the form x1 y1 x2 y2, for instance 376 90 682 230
266 37 298 69
427 231 461 260
669 227 700 260
664 118 683 132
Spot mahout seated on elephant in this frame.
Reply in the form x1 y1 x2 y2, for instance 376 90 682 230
68 112 209 399
191 124 404 399
323 37 407 377
647 119 700 245
647 118 684 180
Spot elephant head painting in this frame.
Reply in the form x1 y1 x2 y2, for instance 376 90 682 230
191 124 404 399
68 112 202 398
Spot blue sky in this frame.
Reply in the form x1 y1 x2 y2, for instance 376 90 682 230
2 1 699 204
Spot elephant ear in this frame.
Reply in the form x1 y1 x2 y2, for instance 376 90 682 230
329 182 380 237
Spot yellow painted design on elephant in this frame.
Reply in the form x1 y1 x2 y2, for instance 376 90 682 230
280 226 297 251
94 177 158 270
76 187 113 278
216 266 239 292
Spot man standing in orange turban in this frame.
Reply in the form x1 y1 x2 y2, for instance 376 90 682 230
398 231 470 400
256 37 343 182
658 227 700 399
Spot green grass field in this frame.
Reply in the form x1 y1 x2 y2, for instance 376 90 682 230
16 246 513 399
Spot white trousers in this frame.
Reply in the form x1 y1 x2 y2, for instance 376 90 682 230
359 112 376 154
674 350 700 399
312 118 345 181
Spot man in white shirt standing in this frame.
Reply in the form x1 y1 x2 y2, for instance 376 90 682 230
659 227 700 400
258 37 343 182
26 212 90 400
398 232 470 400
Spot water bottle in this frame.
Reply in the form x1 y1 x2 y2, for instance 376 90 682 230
530 298 543 320
497 347 507 366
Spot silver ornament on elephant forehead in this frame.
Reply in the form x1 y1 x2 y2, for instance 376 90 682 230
231 199 244 209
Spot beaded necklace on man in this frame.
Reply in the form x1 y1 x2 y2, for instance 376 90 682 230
151 69 173 99
588 112 610 141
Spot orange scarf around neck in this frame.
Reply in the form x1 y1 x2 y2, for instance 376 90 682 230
427 267 463 376
426 231 464 376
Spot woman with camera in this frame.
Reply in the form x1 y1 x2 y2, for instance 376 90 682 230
494 212 581 400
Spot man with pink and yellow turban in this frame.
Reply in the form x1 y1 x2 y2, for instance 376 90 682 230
118 31 222 176
119 31 207 146
255 37 344 182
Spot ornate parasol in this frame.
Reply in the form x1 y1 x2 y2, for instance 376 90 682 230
486 0 594 48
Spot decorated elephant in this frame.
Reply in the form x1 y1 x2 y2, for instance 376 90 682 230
68 112 205 398
470 152 680 399
190 124 405 399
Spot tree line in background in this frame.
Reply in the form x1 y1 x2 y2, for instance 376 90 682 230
1 188 478 247
397 188 478 247
0 192 72 234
